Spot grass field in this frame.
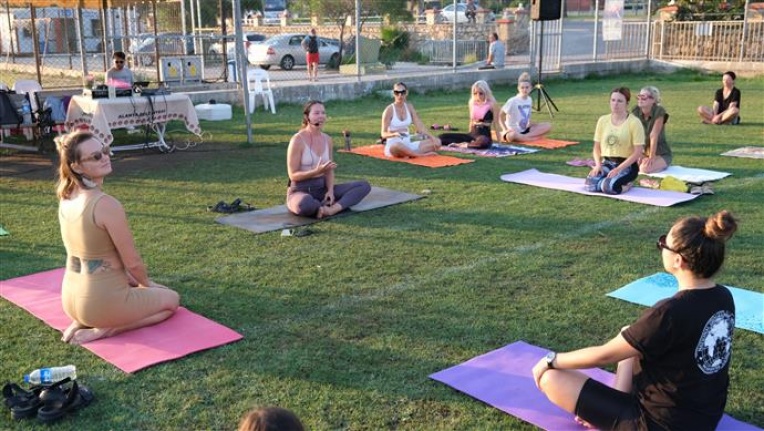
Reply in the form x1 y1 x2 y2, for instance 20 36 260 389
1 69 762 430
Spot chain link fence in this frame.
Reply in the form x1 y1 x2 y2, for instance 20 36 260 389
1 1 762 91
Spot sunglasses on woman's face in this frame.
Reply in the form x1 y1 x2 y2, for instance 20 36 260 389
656 234 684 258
393 90 407 95
637 94 653 100
80 145 112 163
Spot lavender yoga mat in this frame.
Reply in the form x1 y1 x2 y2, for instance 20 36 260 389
0 268 243 373
500 169 699 207
430 341 760 430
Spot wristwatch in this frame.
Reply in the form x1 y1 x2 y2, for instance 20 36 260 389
545 351 557 369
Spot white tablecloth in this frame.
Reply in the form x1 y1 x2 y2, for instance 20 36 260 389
65 93 201 145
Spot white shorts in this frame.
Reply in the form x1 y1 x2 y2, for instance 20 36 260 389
384 137 422 157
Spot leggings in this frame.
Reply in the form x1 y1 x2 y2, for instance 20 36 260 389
439 125 492 149
585 159 639 195
286 176 371 217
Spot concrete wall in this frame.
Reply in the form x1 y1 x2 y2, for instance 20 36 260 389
179 59 661 108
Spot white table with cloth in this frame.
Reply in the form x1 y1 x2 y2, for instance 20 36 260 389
65 93 202 152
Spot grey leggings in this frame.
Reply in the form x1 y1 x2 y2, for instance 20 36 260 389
286 176 371 217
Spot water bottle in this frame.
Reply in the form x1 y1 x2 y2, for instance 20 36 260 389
21 98 32 124
342 130 351 151
23 365 77 385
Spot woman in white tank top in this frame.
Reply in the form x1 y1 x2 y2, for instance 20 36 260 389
380 82 441 157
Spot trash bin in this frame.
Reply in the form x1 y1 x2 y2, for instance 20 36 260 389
227 59 238 82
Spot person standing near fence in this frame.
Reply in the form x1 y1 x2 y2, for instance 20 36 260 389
302 29 320 82
105 51 134 90
478 33 505 70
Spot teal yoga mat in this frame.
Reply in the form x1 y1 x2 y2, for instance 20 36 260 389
608 272 763 334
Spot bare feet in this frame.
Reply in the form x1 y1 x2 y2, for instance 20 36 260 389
62 321 86 343
68 327 114 345
321 203 344 217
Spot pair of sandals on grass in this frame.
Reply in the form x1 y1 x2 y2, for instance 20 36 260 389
207 198 255 214
3 378 94 423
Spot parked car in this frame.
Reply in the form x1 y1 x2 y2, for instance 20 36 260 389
247 33 341 70
209 33 266 61
132 33 194 66
441 3 496 23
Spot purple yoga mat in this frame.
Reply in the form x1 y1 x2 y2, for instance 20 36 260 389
500 169 700 207
430 341 760 430
1 268 243 373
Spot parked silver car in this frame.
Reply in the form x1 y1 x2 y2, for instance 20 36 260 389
209 33 266 61
247 33 341 70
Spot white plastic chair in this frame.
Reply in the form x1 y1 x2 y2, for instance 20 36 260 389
247 68 276 114
12 80 43 112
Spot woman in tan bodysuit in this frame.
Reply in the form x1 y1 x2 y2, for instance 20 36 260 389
56 131 179 344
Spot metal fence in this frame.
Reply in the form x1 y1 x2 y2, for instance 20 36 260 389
1 1 762 91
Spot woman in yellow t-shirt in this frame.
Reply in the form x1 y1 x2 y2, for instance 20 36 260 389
585 87 645 195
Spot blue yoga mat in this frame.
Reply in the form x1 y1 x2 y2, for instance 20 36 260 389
608 272 763 334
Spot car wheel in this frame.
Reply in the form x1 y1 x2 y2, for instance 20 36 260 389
280 55 295 70
328 53 340 69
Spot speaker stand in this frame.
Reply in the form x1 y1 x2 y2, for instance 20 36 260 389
531 20 559 118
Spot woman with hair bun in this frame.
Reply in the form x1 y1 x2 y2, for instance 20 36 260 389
532 210 738 431
499 72 552 143
634 86 672 174
287 100 370 218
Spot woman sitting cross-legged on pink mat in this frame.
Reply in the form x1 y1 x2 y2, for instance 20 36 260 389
533 210 738 431
287 100 371 218
56 131 180 345
585 87 645 195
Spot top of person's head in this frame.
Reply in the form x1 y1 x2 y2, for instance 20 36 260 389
491 32 499 40
238 407 305 431
471 80 494 102
113 51 126 60
723 71 736 81
518 72 531 85
640 86 661 104
310 28 317 34
55 130 101 199
393 81 407 91
670 210 738 279
611 86 631 103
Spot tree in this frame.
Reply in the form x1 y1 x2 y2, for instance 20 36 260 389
309 0 408 66
671 0 747 21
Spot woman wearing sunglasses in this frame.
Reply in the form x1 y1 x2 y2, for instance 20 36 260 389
56 131 179 344
585 87 644 195
380 82 441 157
438 80 501 150
633 86 672 174
533 210 738 431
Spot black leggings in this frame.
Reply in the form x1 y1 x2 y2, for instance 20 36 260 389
575 379 660 431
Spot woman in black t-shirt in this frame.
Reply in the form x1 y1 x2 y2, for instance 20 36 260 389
697 71 741 125
532 210 738 431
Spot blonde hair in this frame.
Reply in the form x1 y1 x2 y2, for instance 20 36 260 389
55 131 100 200
470 80 496 105
640 86 662 104
518 72 532 86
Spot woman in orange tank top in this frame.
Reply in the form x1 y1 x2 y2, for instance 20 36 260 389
56 131 179 344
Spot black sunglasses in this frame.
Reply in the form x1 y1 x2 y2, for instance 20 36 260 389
393 90 407 95
656 234 684 258
115 60 125 64
80 145 112 163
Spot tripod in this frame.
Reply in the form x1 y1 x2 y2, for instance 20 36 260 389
532 20 559 118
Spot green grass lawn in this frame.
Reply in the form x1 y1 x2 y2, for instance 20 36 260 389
1 70 762 430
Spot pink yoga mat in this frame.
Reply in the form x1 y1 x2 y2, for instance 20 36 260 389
1 268 243 373
500 169 700 207
430 341 760 430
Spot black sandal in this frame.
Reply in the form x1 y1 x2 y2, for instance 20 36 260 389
3 382 43 420
36 379 94 423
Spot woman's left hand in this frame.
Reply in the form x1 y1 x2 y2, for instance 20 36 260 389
532 357 549 389
606 167 621 178
324 191 335 206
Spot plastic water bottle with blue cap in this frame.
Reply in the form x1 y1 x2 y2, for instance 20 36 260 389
24 365 77 385
21 98 32 124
